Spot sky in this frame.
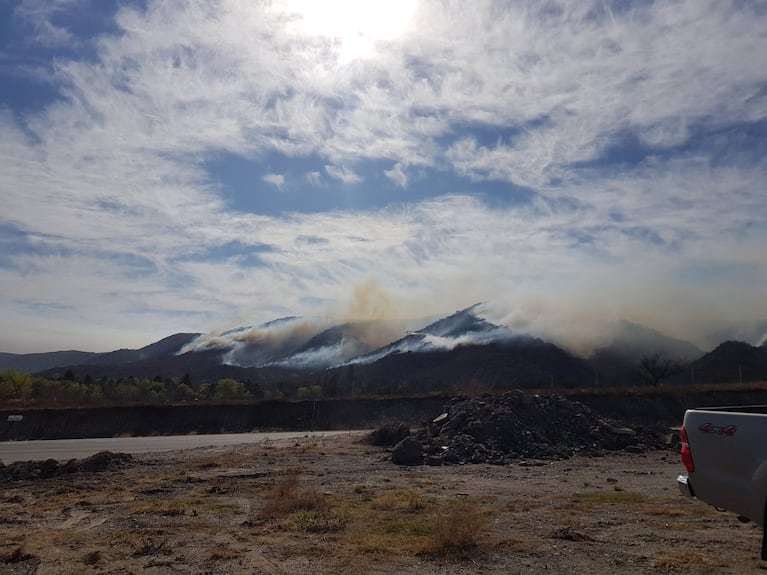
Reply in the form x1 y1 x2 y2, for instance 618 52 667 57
1 0 767 355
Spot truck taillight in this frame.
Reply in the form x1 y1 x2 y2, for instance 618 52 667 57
680 425 695 473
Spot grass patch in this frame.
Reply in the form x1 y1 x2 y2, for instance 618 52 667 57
258 471 344 533
571 491 647 506
371 488 428 512
422 499 493 558
654 551 728 569
128 494 240 516
644 505 694 517
260 471 328 518
378 515 435 536
208 548 241 561
495 537 538 553
279 509 347 533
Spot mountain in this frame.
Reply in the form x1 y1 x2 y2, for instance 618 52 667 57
0 333 200 374
180 317 386 369
687 341 767 384
0 350 98 373
704 320 767 349
347 304 524 366
328 305 594 393
587 321 703 386
5 306 762 393
340 338 594 394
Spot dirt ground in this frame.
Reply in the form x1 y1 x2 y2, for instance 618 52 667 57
0 432 764 575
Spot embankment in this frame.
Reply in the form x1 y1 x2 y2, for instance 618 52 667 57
1 388 766 441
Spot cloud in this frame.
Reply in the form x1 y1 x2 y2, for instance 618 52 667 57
324 164 362 184
14 0 82 46
1 0 766 353
305 171 322 186
263 173 285 189
384 162 407 187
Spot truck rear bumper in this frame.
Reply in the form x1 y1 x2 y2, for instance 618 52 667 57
677 474 694 498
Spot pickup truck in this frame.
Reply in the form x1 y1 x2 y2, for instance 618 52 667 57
677 405 767 560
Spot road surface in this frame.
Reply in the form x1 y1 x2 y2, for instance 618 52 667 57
0 430 362 463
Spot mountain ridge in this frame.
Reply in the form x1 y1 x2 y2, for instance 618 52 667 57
4 307 767 392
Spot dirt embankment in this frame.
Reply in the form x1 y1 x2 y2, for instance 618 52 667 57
2 388 767 441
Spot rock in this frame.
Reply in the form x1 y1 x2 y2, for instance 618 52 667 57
0 451 134 483
391 437 424 466
367 422 410 446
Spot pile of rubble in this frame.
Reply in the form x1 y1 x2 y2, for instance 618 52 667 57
386 391 669 466
0 451 133 483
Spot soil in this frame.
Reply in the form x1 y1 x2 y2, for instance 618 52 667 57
0 433 763 575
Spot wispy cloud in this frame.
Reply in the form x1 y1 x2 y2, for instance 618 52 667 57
324 164 362 184
384 162 408 188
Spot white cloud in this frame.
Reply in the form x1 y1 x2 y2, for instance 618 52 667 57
384 162 407 187
324 164 362 184
263 173 285 189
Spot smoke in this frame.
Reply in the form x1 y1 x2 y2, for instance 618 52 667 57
181 271 767 371
180 280 431 368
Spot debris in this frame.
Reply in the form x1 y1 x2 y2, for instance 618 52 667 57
394 391 667 465
0 451 133 483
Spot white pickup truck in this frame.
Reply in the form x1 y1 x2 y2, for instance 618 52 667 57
677 405 767 560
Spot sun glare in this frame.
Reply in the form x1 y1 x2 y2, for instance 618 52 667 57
282 0 418 63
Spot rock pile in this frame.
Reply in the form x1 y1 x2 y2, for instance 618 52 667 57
0 451 133 483
390 391 668 466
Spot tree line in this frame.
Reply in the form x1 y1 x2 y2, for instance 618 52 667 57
0 369 255 407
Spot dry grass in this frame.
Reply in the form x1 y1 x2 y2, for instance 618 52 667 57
654 551 729 569
260 471 328 518
208 547 242 561
571 490 648 506
371 488 428 512
424 499 493 557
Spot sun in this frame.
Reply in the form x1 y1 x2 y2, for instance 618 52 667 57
282 0 419 64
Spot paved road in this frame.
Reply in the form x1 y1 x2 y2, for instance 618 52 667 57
0 430 362 463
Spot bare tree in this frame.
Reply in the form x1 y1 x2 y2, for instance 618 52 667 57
638 353 683 387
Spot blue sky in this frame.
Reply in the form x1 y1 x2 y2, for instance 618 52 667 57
1 0 767 354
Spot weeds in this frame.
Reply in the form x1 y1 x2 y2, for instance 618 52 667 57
260 471 328 518
424 499 493 557
258 471 345 533
371 488 428 512
571 490 647 506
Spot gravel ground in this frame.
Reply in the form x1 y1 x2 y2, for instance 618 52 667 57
0 432 764 574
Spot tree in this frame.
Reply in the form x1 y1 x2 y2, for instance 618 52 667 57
214 378 247 400
638 353 683 387
297 385 323 399
1 369 33 400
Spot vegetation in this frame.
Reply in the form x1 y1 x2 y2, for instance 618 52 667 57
637 353 684 387
2 362 767 409
0 369 252 407
252 470 494 559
